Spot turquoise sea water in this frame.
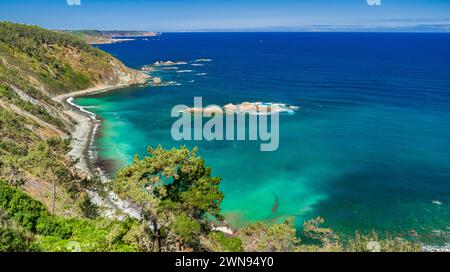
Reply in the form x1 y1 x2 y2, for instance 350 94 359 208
75 33 450 242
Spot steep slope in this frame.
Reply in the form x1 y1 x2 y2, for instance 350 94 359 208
0 22 148 94
0 22 148 215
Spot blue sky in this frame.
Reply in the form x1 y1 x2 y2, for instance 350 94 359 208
0 0 449 31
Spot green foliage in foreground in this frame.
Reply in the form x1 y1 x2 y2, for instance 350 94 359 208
112 146 226 252
207 232 243 252
238 217 421 252
0 180 141 252
0 214 34 252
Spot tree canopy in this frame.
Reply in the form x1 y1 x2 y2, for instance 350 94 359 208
112 146 224 251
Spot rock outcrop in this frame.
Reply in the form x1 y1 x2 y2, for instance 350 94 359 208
183 102 299 115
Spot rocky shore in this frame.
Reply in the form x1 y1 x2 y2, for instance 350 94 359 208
53 60 149 174
52 81 149 220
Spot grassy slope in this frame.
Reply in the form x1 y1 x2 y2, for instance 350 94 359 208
0 22 144 96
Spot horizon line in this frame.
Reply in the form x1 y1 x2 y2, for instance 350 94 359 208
3 20 449 33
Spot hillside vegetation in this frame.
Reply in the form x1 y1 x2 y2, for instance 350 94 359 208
0 22 148 216
0 22 147 95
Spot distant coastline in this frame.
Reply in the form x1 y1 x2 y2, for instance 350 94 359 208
62 30 160 45
87 38 136 45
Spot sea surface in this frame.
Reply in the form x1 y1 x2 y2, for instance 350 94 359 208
75 33 450 243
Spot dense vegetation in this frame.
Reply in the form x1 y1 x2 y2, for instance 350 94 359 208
0 22 144 98
0 22 99 94
0 23 100 55
112 146 227 252
0 180 143 252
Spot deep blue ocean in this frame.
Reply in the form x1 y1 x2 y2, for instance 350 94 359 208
76 33 450 243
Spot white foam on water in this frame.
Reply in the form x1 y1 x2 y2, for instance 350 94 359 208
432 200 443 205
422 243 450 252
195 58 212 62
154 61 187 66
151 81 182 87
67 97 96 118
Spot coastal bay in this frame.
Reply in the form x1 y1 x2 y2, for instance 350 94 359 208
54 84 146 174
75 32 450 245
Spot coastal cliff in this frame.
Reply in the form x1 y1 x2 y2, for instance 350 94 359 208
0 22 148 215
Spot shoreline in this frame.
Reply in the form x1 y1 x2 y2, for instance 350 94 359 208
54 84 146 220
54 84 138 177
53 83 236 233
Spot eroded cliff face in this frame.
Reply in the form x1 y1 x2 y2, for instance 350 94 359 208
52 43 149 88
106 57 149 86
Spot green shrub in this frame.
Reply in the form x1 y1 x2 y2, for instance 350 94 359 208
0 180 49 232
0 180 141 252
345 231 421 252
0 214 35 252
208 232 243 252
172 214 201 245
78 194 100 219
